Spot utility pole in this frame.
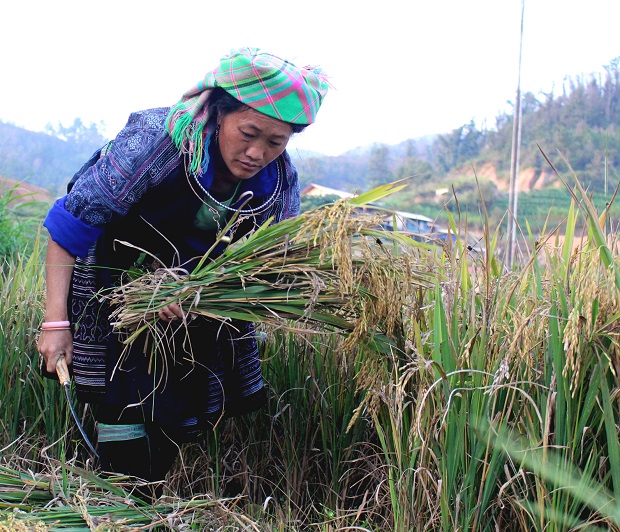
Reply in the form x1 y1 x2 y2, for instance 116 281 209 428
507 0 525 269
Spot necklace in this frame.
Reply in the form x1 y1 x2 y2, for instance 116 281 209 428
191 158 283 216
198 180 242 233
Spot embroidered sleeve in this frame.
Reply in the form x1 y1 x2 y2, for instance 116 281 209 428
280 151 300 220
43 197 104 257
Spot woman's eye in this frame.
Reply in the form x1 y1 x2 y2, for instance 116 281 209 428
241 131 254 139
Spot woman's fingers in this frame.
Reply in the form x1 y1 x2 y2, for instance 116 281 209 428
158 302 186 321
37 330 73 373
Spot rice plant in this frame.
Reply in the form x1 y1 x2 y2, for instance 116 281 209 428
1 176 620 530
107 182 435 355
0 236 80 461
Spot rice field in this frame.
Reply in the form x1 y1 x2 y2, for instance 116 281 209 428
0 174 619 531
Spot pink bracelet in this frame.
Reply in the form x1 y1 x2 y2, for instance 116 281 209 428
41 321 71 329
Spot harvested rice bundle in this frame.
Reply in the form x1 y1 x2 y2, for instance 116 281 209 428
107 182 435 351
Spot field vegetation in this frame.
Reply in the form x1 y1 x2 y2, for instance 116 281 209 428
0 168 620 530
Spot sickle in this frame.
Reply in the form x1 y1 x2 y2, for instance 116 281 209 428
55 357 99 458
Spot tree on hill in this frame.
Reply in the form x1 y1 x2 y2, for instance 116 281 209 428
395 140 433 182
366 144 393 188
44 118 107 147
0 119 108 196
433 120 487 174
382 57 620 232
0 58 618 235
482 57 620 191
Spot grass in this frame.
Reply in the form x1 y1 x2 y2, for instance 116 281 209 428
0 175 619 530
0 234 82 461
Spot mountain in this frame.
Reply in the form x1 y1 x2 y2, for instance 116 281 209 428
0 57 618 235
0 121 107 196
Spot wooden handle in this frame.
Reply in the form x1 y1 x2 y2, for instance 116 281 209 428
55 356 70 386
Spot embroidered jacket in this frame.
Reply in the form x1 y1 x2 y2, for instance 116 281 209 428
43 107 301 426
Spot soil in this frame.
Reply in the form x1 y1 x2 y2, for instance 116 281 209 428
0 176 53 205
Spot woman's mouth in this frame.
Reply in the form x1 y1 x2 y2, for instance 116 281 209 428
238 161 260 172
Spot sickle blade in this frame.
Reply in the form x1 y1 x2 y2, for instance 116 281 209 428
62 383 99 458
56 357 99 458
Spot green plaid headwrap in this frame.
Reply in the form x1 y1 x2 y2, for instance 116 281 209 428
166 47 330 175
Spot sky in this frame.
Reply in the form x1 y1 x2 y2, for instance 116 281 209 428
0 0 618 156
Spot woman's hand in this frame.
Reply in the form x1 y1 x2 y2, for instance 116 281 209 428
158 302 189 322
37 329 73 374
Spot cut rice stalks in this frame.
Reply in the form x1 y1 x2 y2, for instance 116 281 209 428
0 460 254 530
107 181 437 353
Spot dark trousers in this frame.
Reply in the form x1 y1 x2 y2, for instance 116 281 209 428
96 426 180 482
93 404 184 495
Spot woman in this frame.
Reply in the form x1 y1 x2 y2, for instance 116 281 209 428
37 47 329 484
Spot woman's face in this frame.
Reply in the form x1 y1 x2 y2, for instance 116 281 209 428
216 107 293 182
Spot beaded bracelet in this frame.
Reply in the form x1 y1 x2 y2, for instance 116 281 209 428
41 321 71 330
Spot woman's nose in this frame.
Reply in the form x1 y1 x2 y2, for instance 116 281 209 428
245 142 264 161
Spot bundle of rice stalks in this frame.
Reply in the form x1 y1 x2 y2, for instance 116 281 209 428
0 461 255 530
107 182 436 353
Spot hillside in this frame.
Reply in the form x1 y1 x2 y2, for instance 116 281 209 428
298 58 620 233
0 57 618 235
0 175 53 257
0 120 107 196
0 175 54 204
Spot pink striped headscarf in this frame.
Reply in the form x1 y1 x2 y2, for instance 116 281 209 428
166 47 330 175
